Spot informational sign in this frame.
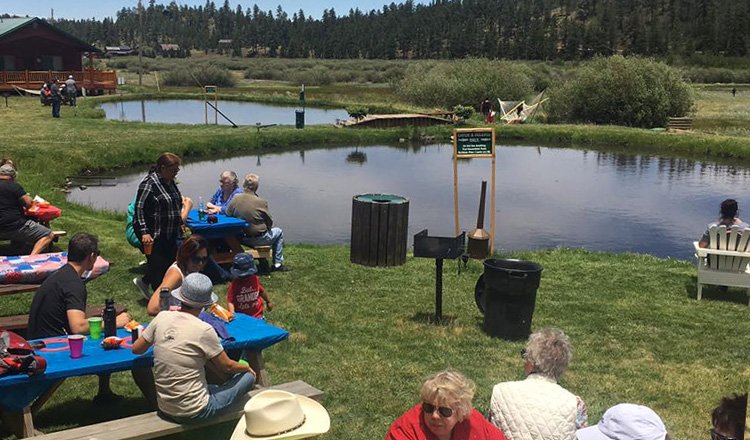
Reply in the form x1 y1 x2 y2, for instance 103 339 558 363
452 127 496 253
204 85 217 94
454 128 495 158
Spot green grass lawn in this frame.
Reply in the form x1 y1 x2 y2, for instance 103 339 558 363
0 90 749 440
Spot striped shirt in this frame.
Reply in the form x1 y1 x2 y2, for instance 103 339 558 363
134 171 183 241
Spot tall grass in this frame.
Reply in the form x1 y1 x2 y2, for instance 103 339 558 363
162 66 236 87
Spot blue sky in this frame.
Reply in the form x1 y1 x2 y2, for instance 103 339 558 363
4 1 427 20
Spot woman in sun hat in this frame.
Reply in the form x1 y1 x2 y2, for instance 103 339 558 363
132 272 255 423
575 403 671 440
386 369 507 440
230 389 330 440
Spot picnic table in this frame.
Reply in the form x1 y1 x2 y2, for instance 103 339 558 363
185 209 249 265
0 313 288 438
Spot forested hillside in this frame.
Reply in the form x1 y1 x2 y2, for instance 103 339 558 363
37 0 750 59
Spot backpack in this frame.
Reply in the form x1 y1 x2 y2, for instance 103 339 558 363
0 330 46 377
125 198 141 249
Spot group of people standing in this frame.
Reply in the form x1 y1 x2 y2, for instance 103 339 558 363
40 75 77 117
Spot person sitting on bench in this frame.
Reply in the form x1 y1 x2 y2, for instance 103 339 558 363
28 232 136 403
132 273 255 423
206 170 243 215
0 164 55 255
226 173 287 272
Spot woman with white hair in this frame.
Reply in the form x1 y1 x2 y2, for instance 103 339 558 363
206 170 242 215
489 328 588 440
386 369 507 440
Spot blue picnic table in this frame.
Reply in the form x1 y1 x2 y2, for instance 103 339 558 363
0 313 288 437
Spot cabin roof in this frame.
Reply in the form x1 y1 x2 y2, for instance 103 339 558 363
0 17 100 52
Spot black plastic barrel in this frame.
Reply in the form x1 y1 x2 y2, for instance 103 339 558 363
295 110 305 129
476 258 543 340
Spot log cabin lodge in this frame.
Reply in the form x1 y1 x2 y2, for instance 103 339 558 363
0 17 116 94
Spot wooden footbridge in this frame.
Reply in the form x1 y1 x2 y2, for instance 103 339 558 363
338 113 455 128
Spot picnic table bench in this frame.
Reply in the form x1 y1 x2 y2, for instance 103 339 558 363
28 380 322 440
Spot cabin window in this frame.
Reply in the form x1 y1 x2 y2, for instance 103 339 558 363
0 55 15 71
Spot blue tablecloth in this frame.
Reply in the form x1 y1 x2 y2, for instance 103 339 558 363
0 313 288 411
185 210 247 240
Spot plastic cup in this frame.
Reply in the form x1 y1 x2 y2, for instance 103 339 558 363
68 334 85 359
88 317 103 340
143 241 153 256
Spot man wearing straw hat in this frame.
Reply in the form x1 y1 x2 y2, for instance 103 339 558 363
230 389 330 440
132 272 255 423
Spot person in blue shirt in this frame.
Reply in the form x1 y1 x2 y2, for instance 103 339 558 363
207 171 243 215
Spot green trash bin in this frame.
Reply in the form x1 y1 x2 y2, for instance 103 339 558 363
295 110 305 129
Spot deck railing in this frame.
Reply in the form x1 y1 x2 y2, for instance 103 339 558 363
0 69 117 92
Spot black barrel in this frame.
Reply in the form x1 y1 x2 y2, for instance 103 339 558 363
477 258 543 340
295 110 305 129
350 194 409 267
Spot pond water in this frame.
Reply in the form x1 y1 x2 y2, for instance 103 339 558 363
99 100 349 126
67 144 750 261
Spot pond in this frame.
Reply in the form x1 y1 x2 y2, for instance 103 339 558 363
67 144 750 261
99 100 349 126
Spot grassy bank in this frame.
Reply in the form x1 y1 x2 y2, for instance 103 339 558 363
0 93 749 439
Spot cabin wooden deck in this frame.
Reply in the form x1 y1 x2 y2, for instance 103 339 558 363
339 113 454 128
0 69 117 94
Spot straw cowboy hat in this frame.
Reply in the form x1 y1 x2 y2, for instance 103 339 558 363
230 390 330 440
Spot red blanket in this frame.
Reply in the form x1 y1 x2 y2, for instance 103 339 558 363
385 404 507 440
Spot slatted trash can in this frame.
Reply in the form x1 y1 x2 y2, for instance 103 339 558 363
350 194 409 267
295 110 305 129
477 258 543 340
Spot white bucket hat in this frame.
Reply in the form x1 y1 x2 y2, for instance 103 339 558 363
576 403 667 440
230 390 330 440
171 272 217 308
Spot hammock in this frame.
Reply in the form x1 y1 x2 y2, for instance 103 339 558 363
498 90 548 124
12 85 41 96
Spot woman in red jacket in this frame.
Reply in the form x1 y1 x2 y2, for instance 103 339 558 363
386 370 508 440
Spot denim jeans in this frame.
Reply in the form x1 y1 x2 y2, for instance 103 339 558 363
164 372 254 423
241 227 284 266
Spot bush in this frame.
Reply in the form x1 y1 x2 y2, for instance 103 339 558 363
452 105 474 119
396 59 534 108
546 56 693 128
346 106 369 120
162 65 236 87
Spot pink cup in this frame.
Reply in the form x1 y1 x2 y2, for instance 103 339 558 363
68 334 85 359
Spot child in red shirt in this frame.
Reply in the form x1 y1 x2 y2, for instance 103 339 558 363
227 253 272 319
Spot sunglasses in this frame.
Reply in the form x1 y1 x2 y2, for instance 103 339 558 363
711 429 737 440
191 255 208 265
521 348 528 360
422 403 453 418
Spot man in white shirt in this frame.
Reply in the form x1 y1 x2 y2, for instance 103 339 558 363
132 273 254 422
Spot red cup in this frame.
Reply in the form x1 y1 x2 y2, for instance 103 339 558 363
68 334 85 359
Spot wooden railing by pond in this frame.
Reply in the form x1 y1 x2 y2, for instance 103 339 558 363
0 69 117 94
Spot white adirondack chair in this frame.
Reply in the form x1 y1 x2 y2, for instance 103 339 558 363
693 225 750 305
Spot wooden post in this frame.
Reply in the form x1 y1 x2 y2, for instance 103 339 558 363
453 129 460 237
490 129 496 253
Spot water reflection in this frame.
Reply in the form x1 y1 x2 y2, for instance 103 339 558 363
68 144 750 260
100 100 349 126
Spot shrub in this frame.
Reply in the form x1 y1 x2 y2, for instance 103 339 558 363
396 59 534 108
162 65 235 87
546 56 693 128
452 105 474 119
346 106 369 120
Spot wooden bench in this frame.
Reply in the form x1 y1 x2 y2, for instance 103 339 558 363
667 117 693 131
30 380 323 440
0 304 126 332
0 283 39 297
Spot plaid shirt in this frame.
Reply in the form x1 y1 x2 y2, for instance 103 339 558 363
134 171 183 241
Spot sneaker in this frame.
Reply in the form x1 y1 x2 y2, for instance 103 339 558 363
272 264 291 273
133 277 151 300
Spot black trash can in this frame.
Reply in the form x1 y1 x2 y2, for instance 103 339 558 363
477 258 543 340
295 110 305 129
